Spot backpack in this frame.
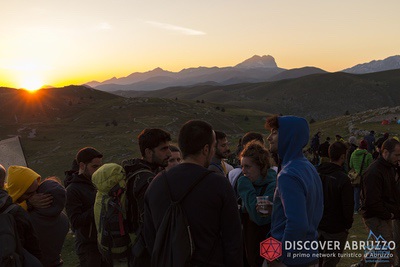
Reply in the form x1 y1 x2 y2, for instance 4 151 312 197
151 171 212 267
0 204 23 267
92 163 152 262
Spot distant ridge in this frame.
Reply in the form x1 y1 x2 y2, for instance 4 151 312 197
342 55 400 74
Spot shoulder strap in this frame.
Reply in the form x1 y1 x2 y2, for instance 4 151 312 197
2 204 18 214
164 170 212 204
359 153 367 174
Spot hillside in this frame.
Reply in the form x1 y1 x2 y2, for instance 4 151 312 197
113 69 400 120
0 86 270 178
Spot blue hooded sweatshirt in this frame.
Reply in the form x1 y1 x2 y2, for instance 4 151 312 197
271 116 323 266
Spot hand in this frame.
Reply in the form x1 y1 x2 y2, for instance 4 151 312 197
28 193 53 209
256 199 273 215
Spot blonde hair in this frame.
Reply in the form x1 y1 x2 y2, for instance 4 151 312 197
240 140 271 177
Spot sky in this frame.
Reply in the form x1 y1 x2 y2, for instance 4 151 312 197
1 0 399 90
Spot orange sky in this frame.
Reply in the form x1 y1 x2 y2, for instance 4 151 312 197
1 0 399 90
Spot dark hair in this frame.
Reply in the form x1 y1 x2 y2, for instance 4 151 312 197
240 140 271 177
328 141 348 161
215 131 227 141
138 128 172 157
169 145 181 153
76 147 103 164
264 115 279 130
179 120 214 158
0 164 6 187
382 138 400 154
241 132 264 147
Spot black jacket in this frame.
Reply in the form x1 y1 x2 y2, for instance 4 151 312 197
65 173 98 253
144 163 243 267
360 157 400 219
0 189 42 262
317 163 354 233
318 141 330 158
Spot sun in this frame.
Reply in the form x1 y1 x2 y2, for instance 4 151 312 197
20 76 44 92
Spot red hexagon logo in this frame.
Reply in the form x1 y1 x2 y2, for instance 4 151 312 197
260 237 282 262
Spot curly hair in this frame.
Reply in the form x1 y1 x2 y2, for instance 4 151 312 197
240 140 271 177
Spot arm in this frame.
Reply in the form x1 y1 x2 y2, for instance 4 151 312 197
65 186 93 229
220 180 243 267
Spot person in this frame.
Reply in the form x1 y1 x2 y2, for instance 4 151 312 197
265 115 323 267
29 177 69 267
310 131 321 165
335 134 344 142
165 145 182 172
317 142 354 267
374 132 389 159
0 164 6 189
318 137 331 164
208 131 234 176
355 138 400 267
237 140 277 267
349 140 373 214
122 128 171 265
363 130 376 154
5 165 46 266
144 120 243 266
346 136 358 173
65 147 108 267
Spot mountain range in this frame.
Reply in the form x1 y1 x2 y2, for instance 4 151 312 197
85 55 400 92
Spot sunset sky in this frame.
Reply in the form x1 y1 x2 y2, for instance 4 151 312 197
1 0 399 89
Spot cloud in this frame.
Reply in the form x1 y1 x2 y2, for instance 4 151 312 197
145 21 205 36
98 22 112 30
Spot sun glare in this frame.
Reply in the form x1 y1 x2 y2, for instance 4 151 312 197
20 77 44 92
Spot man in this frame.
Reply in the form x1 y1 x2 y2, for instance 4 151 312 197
310 131 321 165
122 128 171 265
265 115 323 267
165 145 182 172
144 120 243 266
317 142 354 267
357 138 400 267
65 147 107 267
208 131 233 176
364 130 376 154
318 137 331 164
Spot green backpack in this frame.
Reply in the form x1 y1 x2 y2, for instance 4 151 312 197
92 163 136 261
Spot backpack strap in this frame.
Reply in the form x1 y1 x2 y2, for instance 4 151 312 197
164 170 212 204
359 153 367 175
2 204 18 214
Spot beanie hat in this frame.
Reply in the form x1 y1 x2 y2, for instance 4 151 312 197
7 166 41 203
359 140 368 150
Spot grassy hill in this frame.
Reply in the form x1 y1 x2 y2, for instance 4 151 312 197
113 69 400 121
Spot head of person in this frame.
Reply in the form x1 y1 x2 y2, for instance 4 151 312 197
178 120 215 168
240 140 271 182
165 145 182 171
381 138 400 166
316 132 321 138
384 133 389 138
359 140 368 150
6 166 41 203
35 176 66 216
241 132 264 147
138 128 172 168
265 115 309 164
76 147 103 180
325 137 331 142
348 136 357 145
335 135 342 141
214 131 230 160
0 164 6 189
370 130 375 136
328 141 348 166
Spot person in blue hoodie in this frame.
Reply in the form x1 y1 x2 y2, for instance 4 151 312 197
237 140 277 267
265 115 323 267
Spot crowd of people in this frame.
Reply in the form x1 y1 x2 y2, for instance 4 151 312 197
1 115 400 267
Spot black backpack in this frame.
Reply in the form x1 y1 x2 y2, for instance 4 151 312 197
151 171 211 267
0 204 23 267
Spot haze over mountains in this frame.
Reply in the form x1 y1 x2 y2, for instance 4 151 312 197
85 55 400 92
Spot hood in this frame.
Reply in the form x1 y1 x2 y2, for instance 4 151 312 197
32 179 66 217
0 189 13 211
7 166 41 203
277 116 309 165
317 162 342 175
253 169 277 187
353 148 368 156
92 163 126 193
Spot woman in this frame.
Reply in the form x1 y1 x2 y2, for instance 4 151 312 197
237 140 277 267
